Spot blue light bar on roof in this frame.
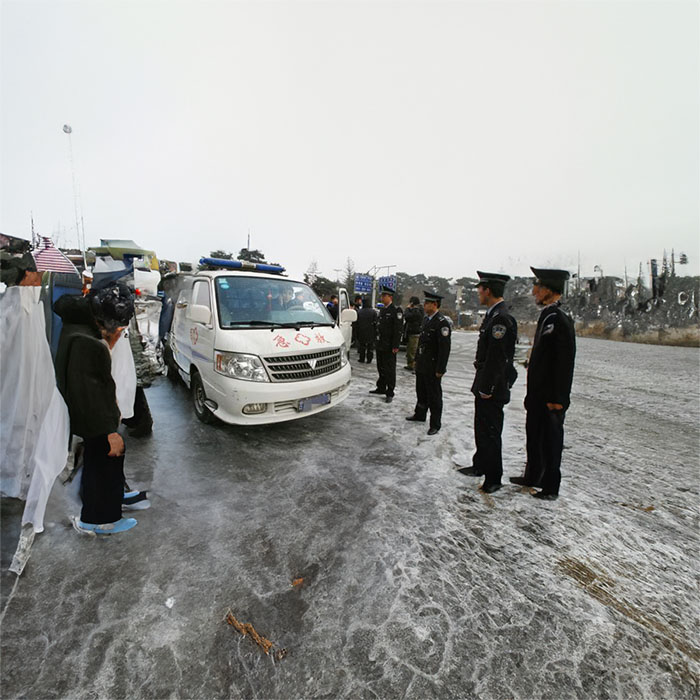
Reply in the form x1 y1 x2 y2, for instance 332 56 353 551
199 257 286 274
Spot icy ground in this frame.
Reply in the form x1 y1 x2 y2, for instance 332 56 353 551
1 333 698 699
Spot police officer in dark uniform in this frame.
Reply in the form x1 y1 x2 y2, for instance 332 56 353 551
369 286 402 403
406 290 451 435
457 272 517 493
510 268 575 500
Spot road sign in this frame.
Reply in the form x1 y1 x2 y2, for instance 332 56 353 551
354 274 373 293
378 275 396 291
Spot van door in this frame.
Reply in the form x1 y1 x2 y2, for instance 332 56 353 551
337 287 357 351
186 279 215 373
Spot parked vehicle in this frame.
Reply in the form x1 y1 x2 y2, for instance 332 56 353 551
167 258 357 425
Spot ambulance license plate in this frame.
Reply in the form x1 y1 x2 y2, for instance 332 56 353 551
298 393 331 412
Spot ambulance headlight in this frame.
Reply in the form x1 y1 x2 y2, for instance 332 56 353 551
214 351 269 382
340 346 348 367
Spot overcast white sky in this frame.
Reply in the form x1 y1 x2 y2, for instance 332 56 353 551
1 0 698 282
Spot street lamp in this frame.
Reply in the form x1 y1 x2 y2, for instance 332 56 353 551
63 123 86 266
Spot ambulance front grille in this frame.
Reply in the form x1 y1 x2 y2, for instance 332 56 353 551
263 348 342 383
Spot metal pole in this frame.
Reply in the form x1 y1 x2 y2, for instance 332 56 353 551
63 124 86 267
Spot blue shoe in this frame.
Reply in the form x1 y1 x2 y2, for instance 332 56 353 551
122 490 151 510
77 517 138 534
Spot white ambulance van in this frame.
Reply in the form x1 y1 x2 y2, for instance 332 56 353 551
168 258 357 425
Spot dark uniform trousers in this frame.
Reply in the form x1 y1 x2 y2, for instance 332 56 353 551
80 435 126 525
525 403 565 493
414 373 443 430
473 397 505 485
358 341 374 364
375 350 397 396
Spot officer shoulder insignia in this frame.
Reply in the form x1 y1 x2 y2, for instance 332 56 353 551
492 324 506 339
441 326 450 337
542 323 555 335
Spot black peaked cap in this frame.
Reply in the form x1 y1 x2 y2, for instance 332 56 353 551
530 267 570 293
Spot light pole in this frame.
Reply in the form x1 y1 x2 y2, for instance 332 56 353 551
63 124 86 266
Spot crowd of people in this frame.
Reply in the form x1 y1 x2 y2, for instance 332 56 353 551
2 236 576 550
350 268 576 501
1 238 152 538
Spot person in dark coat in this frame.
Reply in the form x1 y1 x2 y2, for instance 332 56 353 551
355 297 378 363
510 268 576 500
406 290 451 435
403 296 424 371
54 283 139 534
369 286 403 403
326 294 339 320
457 272 517 493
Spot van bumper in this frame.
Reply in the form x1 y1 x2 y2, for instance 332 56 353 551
202 365 353 425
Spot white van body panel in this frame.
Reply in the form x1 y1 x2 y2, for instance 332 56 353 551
170 270 353 425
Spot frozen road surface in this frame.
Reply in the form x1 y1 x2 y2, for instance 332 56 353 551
1 332 698 699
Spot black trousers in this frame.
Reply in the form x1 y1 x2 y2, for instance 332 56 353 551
375 349 397 396
472 397 505 486
122 386 153 436
414 372 443 429
80 435 125 524
525 404 566 494
357 340 374 363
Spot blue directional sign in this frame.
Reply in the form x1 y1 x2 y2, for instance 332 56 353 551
354 274 373 293
378 275 396 291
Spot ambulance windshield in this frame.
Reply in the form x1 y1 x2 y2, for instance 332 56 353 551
213 276 334 329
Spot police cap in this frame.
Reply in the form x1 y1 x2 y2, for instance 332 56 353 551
423 290 443 306
530 267 570 294
475 271 510 297
379 285 395 296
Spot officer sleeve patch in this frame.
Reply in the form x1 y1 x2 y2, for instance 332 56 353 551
441 326 450 337
492 324 506 339
542 323 555 335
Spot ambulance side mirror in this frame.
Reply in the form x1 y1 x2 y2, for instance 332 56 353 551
340 308 357 324
188 304 211 325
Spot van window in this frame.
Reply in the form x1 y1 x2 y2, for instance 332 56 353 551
193 281 211 309
213 276 334 329
339 290 350 313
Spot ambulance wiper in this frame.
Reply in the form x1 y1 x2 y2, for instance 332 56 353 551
275 321 335 330
226 320 278 327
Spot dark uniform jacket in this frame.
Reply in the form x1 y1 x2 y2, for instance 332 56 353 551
404 306 424 336
376 303 403 351
416 312 451 375
471 301 518 403
525 302 576 410
356 306 378 343
54 295 121 439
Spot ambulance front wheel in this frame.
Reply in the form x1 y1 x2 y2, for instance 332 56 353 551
191 371 217 424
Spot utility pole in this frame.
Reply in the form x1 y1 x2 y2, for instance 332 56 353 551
577 250 581 293
366 264 397 307
63 124 86 267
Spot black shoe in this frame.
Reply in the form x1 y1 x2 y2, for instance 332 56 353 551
532 491 559 501
457 466 483 477
405 415 426 422
480 483 502 494
385 396 394 403
509 476 541 487
369 389 386 395
403 366 413 371
427 427 440 435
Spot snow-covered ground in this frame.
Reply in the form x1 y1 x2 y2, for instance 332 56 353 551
1 332 698 699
